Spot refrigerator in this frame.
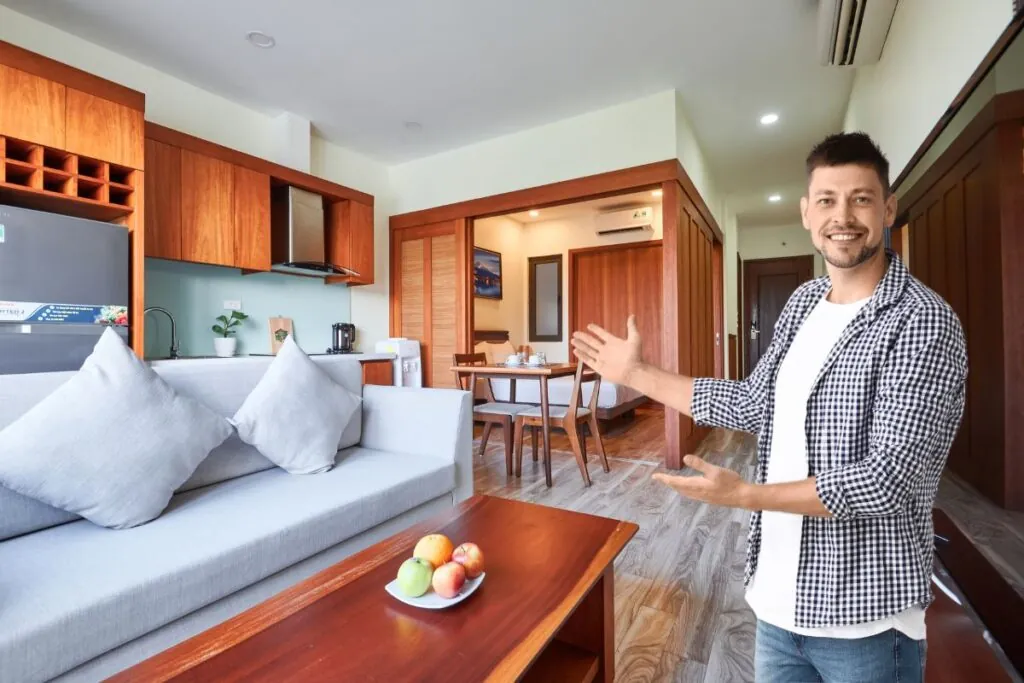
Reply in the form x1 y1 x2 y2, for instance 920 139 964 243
0 204 130 374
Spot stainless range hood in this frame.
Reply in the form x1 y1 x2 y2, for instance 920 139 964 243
270 185 359 278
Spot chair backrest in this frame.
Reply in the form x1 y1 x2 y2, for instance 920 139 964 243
451 353 495 400
566 360 602 418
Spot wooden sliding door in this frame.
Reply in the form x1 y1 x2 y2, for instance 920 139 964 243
569 241 663 369
390 219 471 388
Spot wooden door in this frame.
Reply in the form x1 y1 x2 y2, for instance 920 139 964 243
743 256 814 375
233 165 271 271
65 88 144 169
144 138 181 260
392 220 470 388
181 150 234 267
569 241 663 367
0 64 65 149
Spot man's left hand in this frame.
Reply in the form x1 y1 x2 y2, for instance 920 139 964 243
652 455 752 510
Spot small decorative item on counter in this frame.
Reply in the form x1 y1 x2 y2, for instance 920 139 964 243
212 310 249 357
268 316 293 355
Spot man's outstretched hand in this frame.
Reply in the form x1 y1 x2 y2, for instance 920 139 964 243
652 455 752 510
570 314 643 386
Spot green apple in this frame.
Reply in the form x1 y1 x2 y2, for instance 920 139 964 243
396 557 433 597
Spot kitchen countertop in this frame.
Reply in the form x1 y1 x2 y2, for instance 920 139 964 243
147 352 397 364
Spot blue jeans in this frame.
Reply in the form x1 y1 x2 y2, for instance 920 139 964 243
755 620 926 682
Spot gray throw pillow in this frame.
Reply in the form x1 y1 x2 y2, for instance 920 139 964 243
0 328 233 529
230 335 361 474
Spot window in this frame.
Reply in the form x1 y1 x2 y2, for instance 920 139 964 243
528 254 562 342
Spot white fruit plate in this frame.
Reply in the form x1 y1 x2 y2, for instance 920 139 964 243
385 572 486 609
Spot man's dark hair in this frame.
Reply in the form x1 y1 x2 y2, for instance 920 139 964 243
805 132 890 195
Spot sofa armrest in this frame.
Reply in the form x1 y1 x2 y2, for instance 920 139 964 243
360 386 474 503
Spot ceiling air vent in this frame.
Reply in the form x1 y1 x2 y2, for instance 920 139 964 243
817 0 897 67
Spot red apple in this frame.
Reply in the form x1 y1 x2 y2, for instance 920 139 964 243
431 561 467 598
452 542 485 579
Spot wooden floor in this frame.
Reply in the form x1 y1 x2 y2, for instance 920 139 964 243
475 422 758 682
474 411 1024 682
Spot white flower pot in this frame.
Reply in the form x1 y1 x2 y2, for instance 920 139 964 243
214 337 237 358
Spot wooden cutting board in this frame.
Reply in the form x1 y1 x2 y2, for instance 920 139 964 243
268 317 293 354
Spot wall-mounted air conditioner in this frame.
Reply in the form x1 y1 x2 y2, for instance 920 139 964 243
817 0 897 67
594 206 654 237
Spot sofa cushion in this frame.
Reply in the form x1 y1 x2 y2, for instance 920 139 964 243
0 447 455 683
0 353 371 540
230 336 362 474
0 328 233 529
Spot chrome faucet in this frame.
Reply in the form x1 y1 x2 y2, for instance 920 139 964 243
144 306 179 359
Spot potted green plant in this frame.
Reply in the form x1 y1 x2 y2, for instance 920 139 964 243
212 310 249 357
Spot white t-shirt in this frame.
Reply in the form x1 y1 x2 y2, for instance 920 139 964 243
744 292 927 640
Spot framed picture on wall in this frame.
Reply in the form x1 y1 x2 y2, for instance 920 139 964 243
473 246 503 299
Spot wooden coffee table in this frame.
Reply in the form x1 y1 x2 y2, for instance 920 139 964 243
109 495 638 682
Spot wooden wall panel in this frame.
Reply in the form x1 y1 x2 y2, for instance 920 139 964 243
430 234 457 388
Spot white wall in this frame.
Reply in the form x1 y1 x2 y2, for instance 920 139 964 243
388 91 678 215
676 91 722 225
739 225 825 278
473 217 527 348
843 0 1012 180
721 202 739 377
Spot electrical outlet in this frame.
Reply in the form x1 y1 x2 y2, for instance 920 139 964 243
223 300 242 311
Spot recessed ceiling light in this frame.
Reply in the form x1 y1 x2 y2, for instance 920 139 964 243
651 189 663 198
529 210 540 218
404 121 422 132
760 113 779 125
246 31 275 48
768 193 782 202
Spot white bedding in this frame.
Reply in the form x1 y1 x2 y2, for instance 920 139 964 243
488 376 644 410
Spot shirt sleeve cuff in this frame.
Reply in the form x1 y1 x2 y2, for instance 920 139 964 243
816 468 853 520
690 377 715 426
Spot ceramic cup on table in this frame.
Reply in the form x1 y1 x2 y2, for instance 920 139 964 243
528 354 541 366
506 354 521 366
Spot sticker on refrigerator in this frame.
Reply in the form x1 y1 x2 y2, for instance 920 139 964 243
0 302 128 325
0 224 5 243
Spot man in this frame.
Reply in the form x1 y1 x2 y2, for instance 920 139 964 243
571 132 967 683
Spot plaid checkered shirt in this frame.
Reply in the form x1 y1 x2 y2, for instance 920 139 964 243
691 250 967 629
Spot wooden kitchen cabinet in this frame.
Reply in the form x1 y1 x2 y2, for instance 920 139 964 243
361 359 394 386
65 88 144 169
327 199 374 285
144 138 181 260
181 149 234 267
0 64 65 149
233 165 271 271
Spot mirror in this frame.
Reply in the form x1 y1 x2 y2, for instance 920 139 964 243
529 254 562 342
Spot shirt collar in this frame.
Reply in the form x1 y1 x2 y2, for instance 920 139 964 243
819 248 908 322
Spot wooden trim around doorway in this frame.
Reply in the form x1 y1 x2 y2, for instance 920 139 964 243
390 159 723 242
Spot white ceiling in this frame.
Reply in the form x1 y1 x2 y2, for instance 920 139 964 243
1 0 856 225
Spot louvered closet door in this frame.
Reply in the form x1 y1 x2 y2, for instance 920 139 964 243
393 220 466 388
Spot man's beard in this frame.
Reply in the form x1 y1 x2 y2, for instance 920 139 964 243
818 222 882 269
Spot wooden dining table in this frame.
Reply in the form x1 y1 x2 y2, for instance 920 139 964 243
450 362 593 486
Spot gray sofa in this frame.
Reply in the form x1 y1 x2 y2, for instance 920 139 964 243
0 355 474 682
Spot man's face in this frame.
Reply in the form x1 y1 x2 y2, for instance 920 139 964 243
800 164 896 270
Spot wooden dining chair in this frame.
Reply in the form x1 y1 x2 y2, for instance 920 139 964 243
452 353 533 476
512 361 609 486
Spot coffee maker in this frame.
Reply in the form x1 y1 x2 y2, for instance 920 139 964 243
327 323 356 354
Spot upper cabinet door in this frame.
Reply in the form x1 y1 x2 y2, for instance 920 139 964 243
181 150 234 267
233 165 271 271
65 88 144 169
0 64 65 148
328 200 375 285
144 138 182 260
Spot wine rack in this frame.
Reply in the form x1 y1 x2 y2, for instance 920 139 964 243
0 134 137 221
